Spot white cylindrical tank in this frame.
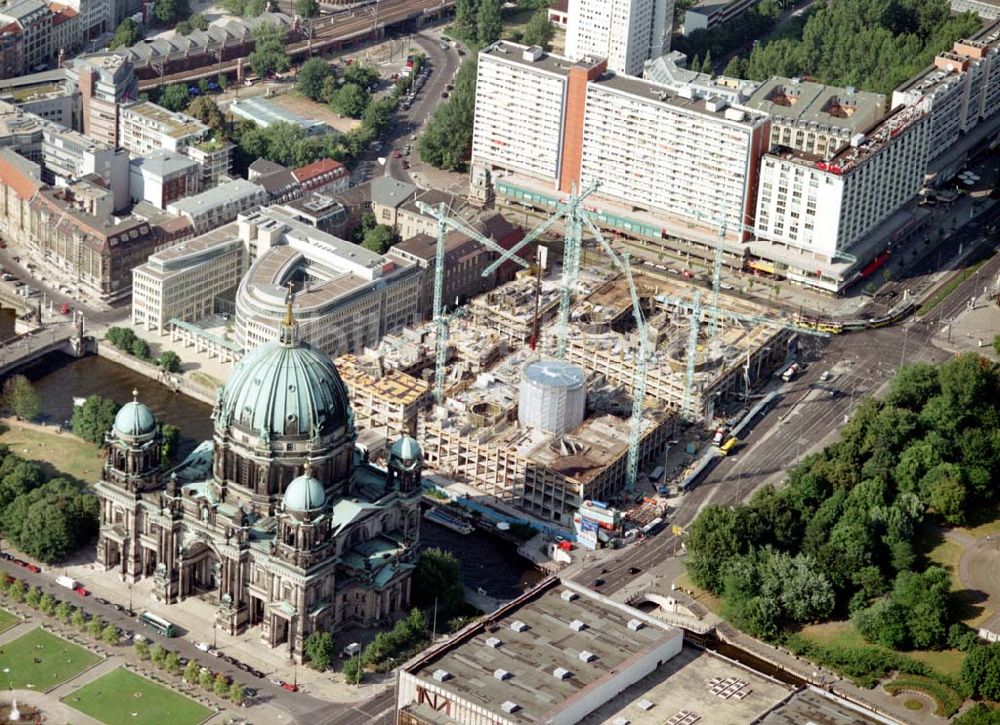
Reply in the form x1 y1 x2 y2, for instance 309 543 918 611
518 360 586 435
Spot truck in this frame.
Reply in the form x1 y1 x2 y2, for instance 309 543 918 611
656 484 670 497
712 426 728 445
55 575 79 590
781 363 800 382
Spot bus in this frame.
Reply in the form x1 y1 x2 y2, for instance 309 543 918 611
719 437 738 456
642 517 666 536
139 612 177 637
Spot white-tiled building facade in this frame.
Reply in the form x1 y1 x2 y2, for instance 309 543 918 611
565 0 672 76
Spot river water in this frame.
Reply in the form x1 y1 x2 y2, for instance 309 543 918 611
19 353 542 595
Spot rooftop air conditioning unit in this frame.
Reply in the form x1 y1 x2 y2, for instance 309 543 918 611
561 590 578 602
501 702 520 714
553 667 572 680
494 669 511 681
627 619 645 631
570 619 586 632
510 620 528 632
486 637 502 648
579 650 595 663
432 669 452 682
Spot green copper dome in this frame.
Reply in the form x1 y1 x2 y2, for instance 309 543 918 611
114 391 157 438
390 435 422 464
283 473 326 512
218 337 351 440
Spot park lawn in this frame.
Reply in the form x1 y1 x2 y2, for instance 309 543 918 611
0 606 17 632
1 627 101 689
674 571 724 615
799 621 967 679
0 418 101 484
926 535 992 627
63 667 212 725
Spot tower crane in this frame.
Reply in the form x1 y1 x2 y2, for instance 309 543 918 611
656 292 830 419
620 252 649 495
688 207 857 340
482 182 600 359
416 201 532 406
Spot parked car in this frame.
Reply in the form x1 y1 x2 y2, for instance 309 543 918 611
819 371 831 382
591 578 605 588
23 562 40 573
628 567 641 575
392 150 402 159
281 682 299 693
73 586 89 596
196 642 211 652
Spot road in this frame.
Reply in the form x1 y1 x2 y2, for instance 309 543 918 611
0 556 395 724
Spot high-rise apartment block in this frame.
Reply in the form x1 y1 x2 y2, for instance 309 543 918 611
471 42 770 241
893 23 1000 161
565 0 672 76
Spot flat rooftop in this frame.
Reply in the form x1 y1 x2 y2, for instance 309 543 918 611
404 578 682 723
229 96 328 133
482 41 768 126
580 645 792 725
123 101 209 140
760 688 885 724
139 223 241 278
745 77 885 138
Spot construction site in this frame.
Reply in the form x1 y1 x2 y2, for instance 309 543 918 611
334 187 810 532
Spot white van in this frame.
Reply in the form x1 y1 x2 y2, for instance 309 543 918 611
341 642 361 658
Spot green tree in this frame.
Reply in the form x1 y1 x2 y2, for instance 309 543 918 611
343 63 379 89
109 18 142 49
159 84 190 112
150 643 166 665
343 655 364 685
454 0 477 40
297 58 333 101
521 10 554 50
419 58 478 171
153 0 189 24
331 83 370 118
55 600 73 623
158 350 182 373
701 50 714 73
130 337 151 359
0 457 43 511
993 334 1000 357
362 98 395 136
214 673 230 698
303 631 336 671
8 480 98 563
412 548 464 612
87 617 104 639
25 585 41 608
71 607 87 630
72 395 120 445
3 374 41 421
476 0 502 46
199 668 215 690
249 23 291 79
929 473 967 524
134 639 150 660
295 0 319 17
183 660 201 684
38 592 55 615
160 424 180 463
166 650 182 672
962 644 1000 700
102 622 121 646
187 96 226 133
361 224 395 254
189 12 209 30
723 56 748 77
229 681 246 704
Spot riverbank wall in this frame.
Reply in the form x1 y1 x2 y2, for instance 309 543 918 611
95 344 218 407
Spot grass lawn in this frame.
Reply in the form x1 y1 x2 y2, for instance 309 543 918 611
674 571 724 615
0 606 17 632
925 533 991 627
0 628 101 690
64 668 212 725
799 621 967 679
0 418 101 484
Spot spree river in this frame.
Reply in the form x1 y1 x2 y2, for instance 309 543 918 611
19 352 542 597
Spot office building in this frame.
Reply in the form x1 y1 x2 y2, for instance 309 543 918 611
684 0 759 36
65 53 138 146
753 104 929 283
278 192 348 237
565 0 672 76
41 125 130 210
0 0 50 74
129 149 201 209
234 207 422 357
471 42 770 243
118 101 210 157
132 223 246 334
892 24 1000 162
184 137 234 189
167 178 267 235
49 3 81 58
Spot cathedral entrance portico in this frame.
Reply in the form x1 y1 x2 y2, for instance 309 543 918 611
179 541 221 600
